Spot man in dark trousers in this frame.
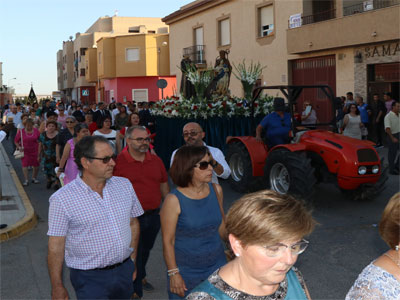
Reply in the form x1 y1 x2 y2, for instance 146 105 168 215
93 102 111 124
114 125 170 298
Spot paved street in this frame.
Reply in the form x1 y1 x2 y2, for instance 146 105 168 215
0 137 399 299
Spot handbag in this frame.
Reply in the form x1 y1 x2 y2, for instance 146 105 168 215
13 130 24 159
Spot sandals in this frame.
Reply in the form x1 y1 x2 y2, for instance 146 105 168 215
32 179 40 184
22 180 29 186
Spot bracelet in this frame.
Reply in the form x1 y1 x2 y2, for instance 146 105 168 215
167 268 179 277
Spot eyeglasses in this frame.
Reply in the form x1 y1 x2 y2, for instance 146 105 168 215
86 155 117 164
262 239 309 257
183 131 200 138
194 160 213 170
129 137 151 143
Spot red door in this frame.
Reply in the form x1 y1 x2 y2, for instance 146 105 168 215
291 55 336 123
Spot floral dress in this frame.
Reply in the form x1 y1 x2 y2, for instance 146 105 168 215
346 262 400 300
38 132 58 179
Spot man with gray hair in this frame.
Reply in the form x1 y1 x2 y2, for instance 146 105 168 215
114 125 169 298
48 135 143 299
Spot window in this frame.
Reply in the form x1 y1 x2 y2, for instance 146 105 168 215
258 5 274 37
148 30 156 34
129 26 140 33
194 27 203 45
132 89 148 102
126 48 140 62
80 48 87 56
218 18 230 46
80 68 85 76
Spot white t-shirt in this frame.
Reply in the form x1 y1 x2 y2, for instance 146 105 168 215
93 130 117 152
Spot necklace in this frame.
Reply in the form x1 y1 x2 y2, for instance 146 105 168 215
384 252 400 268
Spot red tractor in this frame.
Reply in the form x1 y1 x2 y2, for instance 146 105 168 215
226 85 387 201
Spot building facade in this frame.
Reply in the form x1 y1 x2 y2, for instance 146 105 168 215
57 16 173 104
163 0 399 103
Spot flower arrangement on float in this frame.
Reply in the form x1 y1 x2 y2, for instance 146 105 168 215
152 95 274 119
152 59 271 119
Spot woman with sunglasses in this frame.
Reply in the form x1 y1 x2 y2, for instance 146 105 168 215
161 145 227 299
188 190 315 300
57 123 90 185
341 104 363 140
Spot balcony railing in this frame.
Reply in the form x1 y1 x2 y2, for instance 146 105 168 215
301 9 336 25
343 0 400 16
183 45 206 65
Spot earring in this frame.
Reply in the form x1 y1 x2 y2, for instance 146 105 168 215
235 253 240 257
396 245 399 251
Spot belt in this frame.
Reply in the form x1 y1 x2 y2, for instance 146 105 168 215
94 257 130 271
142 208 160 216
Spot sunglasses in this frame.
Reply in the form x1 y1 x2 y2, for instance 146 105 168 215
86 155 117 164
183 131 200 138
194 160 213 170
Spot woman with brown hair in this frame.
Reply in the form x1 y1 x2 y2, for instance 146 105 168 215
346 192 400 299
161 145 227 299
188 190 315 300
38 120 59 189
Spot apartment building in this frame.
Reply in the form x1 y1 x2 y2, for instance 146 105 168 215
86 33 175 103
57 16 172 104
163 0 399 105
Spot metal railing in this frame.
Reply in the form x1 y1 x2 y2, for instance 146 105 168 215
301 9 336 25
183 45 206 65
343 0 400 16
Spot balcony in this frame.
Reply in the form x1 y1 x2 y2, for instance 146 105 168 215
343 0 400 16
183 45 206 65
287 4 399 54
301 9 336 25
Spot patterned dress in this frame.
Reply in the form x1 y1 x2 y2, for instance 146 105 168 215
187 267 309 300
346 262 400 300
38 132 58 179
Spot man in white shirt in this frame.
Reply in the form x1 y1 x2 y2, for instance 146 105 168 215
170 122 231 184
6 105 22 151
384 101 400 175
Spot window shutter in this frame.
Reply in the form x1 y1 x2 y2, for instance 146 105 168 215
126 48 140 61
220 19 230 46
260 6 274 37
132 89 148 102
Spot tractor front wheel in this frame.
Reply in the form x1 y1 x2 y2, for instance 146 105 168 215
264 149 316 201
226 142 264 193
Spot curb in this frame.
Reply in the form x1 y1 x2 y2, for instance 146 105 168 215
0 144 37 242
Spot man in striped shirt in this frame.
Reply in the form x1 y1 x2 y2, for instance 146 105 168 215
47 136 143 299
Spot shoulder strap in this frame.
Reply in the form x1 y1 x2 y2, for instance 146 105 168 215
212 183 225 219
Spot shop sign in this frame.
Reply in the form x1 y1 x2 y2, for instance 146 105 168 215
82 89 89 96
364 42 400 58
289 13 302 29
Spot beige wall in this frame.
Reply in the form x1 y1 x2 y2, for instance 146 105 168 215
168 0 304 97
74 33 96 87
57 50 63 90
85 48 98 83
62 41 74 89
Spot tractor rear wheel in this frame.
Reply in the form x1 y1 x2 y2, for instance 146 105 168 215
264 149 316 201
226 142 264 193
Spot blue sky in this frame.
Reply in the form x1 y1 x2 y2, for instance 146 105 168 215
0 0 189 95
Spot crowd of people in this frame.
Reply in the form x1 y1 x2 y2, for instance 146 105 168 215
0 96 399 299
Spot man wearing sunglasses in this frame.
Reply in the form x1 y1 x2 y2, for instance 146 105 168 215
114 125 170 298
256 97 292 149
48 136 144 299
170 122 231 184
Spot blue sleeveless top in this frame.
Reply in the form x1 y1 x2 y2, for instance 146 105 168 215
188 268 308 300
168 184 227 299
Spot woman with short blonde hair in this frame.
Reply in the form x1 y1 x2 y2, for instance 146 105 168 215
188 190 315 300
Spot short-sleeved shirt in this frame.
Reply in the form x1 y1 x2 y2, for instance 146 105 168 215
260 112 292 148
113 149 168 210
47 176 143 270
358 103 370 124
56 128 73 154
384 111 400 134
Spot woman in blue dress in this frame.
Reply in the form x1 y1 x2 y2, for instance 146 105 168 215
161 145 227 299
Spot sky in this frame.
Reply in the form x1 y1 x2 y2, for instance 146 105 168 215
0 0 190 96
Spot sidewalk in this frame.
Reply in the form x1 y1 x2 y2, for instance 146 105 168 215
0 143 37 241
